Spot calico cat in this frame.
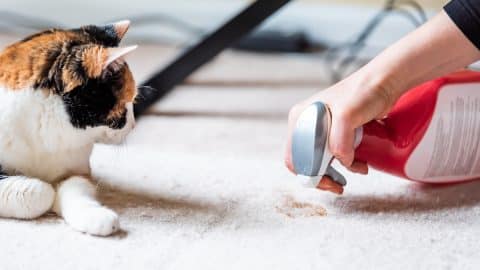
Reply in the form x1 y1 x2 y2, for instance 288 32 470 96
0 20 137 236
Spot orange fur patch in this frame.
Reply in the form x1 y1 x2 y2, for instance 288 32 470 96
82 46 108 78
108 66 137 120
0 30 78 90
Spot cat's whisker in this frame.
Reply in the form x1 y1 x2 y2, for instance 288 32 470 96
137 85 157 91
116 144 128 157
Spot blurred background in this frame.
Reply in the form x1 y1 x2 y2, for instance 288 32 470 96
1 0 446 83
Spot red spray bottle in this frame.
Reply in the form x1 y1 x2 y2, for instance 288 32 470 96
290 70 480 193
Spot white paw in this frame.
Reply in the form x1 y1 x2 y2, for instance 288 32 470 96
0 177 55 219
67 206 120 236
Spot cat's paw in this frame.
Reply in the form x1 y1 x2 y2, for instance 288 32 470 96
0 177 55 219
68 206 120 236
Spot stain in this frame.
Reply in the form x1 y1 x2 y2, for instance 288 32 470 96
275 195 327 218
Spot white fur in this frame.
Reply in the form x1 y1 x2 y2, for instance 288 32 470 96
0 176 55 219
53 176 120 236
0 86 134 235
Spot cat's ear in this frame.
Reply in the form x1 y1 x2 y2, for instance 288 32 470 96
111 20 130 40
81 45 137 80
104 45 138 69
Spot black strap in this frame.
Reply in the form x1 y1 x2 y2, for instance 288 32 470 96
134 0 292 116
0 165 7 180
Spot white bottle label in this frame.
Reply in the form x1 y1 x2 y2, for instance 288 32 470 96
405 82 480 182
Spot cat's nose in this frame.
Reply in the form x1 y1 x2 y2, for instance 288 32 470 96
112 20 130 40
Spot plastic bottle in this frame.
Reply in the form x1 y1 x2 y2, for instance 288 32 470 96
290 70 480 192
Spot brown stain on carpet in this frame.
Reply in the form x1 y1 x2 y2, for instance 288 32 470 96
276 195 327 218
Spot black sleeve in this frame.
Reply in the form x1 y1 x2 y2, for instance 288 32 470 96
444 0 480 49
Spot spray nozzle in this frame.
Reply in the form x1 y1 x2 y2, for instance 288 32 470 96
291 102 348 191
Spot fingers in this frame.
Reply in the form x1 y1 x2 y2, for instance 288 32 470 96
328 116 369 174
316 176 344 195
347 160 368 174
285 101 367 176
285 95 371 178
328 114 355 167
284 122 294 173
285 152 295 173
316 162 367 194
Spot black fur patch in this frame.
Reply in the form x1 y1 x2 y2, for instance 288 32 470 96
62 66 127 129
78 25 120 47
33 42 65 91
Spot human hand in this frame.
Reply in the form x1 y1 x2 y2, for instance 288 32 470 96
285 71 400 183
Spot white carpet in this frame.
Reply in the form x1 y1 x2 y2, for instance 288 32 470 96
1 38 479 270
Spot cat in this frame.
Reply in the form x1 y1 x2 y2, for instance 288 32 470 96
0 20 137 236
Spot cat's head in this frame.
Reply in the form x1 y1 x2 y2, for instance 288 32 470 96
0 21 137 143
